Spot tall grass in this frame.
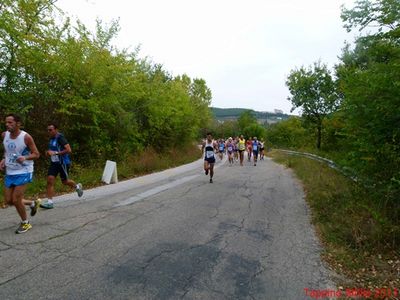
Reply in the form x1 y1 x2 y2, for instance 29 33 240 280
270 150 399 290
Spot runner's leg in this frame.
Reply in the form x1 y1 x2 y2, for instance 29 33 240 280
204 160 209 175
4 186 13 206
47 175 56 200
12 185 28 221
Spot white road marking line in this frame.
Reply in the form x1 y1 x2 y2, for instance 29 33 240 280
114 174 199 207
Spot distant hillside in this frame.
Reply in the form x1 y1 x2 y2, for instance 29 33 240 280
211 107 291 124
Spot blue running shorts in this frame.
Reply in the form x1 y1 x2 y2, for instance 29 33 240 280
5 173 33 188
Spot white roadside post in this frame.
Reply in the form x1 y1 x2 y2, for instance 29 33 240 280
102 160 118 184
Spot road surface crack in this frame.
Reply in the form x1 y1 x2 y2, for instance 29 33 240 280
0 253 65 287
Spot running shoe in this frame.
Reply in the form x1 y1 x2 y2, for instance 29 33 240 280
15 222 32 234
209 178 213 183
30 198 41 216
40 201 54 209
76 183 83 197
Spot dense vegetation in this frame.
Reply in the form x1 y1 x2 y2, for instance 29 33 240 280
0 0 212 167
267 0 400 248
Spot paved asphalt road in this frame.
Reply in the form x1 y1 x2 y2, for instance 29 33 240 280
0 156 336 300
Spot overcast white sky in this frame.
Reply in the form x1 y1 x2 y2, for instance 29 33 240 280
56 0 357 114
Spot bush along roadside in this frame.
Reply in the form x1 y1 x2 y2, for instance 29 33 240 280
269 150 399 296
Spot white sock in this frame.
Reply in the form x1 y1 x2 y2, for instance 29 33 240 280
22 220 29 224
47 199 54 204
30 202 35 208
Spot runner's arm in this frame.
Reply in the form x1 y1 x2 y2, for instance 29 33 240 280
20 134 40 163
214 142 218 152
57 135 72 155
57 143 72 155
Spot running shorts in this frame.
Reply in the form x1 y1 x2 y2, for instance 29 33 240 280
48 162 70 181
5 173 33 188
204 157 216 163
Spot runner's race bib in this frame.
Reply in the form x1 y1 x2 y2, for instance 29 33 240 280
206 151 214 158
51 154 60 163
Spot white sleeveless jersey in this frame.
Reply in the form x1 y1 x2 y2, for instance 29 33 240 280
3 131 34 175
204 140 215 159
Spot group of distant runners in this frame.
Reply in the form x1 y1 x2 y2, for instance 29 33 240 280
202 132 266 183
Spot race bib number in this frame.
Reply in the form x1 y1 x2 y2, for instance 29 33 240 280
228 146 233 151
6 153 19 169
253 145 258 151
51 155 60 163
206 151 214 158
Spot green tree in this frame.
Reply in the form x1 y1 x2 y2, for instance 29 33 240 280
242 123 266 141
183 75 213 138
337 0 400 208
0 0 213 165
208 119 239 139
266 117 310 149
0 0 61 115
341 0 400 37
237 110 257 132
286 62 339 149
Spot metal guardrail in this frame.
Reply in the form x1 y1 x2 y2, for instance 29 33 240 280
276 149 359 183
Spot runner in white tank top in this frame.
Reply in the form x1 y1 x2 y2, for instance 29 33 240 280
0 114 41 234
3 130 34 175
202 132 217 183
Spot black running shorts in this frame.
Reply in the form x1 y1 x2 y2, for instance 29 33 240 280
204 157 216 164
48 163 70 181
